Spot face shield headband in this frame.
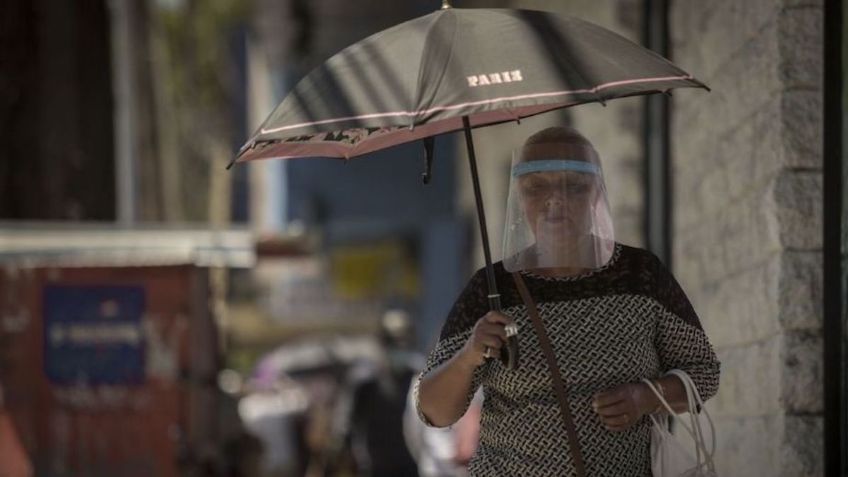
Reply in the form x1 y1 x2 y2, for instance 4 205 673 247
511 159 601 177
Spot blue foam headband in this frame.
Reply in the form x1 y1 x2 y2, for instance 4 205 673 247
512 159 600 177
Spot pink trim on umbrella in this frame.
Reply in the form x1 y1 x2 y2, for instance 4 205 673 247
259 75 694 135
238 102 573 163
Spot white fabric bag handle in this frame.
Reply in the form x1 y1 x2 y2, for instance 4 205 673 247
665 369 716 468
642 370 717 475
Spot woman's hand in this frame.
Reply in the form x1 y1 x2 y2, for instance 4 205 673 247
458 311 515 368
592 382 657 432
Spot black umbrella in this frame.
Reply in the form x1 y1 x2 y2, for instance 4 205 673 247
232 4 708 369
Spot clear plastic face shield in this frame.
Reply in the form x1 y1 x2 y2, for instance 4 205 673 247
503 142 615 273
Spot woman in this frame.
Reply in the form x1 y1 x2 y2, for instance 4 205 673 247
414 126 720 476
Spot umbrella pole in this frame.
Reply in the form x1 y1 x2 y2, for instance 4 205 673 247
462 116 501 312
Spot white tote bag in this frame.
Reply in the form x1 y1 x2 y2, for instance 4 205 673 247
642 369 717 477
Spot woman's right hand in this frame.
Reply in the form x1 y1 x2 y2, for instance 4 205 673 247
459 311 515 368
419 311 515 427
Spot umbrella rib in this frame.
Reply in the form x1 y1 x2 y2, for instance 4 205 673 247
522 11 606 106
413 9 459 126
259 75 695 135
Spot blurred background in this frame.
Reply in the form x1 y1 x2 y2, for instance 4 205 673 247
0 0 842 476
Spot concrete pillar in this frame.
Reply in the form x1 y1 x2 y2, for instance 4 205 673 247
669 1 823 475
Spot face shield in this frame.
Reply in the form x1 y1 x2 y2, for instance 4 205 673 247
502 142 615 273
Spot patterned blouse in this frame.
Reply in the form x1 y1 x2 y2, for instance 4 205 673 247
413 243 720 476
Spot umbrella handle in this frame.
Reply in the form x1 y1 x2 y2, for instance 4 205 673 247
502 336 519 369
464 116 519 370
487 294 518 368
462 116 498 296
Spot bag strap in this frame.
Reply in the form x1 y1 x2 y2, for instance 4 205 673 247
665 370 717 470
512 272 587 477
642 372 717 473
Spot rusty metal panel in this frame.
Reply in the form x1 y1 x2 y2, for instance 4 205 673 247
0 265 218 477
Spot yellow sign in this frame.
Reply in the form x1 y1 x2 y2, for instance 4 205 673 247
330 241 419 300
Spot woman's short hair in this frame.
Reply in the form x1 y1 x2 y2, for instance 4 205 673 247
523 126 594 148
520 126 599 165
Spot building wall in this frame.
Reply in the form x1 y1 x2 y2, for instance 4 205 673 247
669 1 823 475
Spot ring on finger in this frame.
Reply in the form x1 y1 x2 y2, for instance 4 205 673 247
483 346 493 359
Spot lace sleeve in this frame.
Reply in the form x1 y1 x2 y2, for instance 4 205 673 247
652 256 721 402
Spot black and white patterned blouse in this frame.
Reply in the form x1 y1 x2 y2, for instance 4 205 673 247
413 243 720 476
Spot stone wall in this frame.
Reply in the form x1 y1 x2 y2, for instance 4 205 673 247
669 1 823 475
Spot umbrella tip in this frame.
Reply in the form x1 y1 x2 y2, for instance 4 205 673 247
441 0 452 9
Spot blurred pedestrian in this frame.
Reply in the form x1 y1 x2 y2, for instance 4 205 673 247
414 126 721 476
239 375 309 477
403 384 481 477
341 309 424 477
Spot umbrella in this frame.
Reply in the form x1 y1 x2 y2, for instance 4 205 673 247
231 3 709 369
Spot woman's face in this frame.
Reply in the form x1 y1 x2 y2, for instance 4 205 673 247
518 169 599 244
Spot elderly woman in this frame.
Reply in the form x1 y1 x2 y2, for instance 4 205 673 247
414 126 720 476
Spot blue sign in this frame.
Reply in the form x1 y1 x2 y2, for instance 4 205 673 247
43 285 146 385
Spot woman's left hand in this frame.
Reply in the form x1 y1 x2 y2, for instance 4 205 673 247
591 383 655 432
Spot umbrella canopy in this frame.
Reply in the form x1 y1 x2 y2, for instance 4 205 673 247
232 6 709 371
235 7 706 163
